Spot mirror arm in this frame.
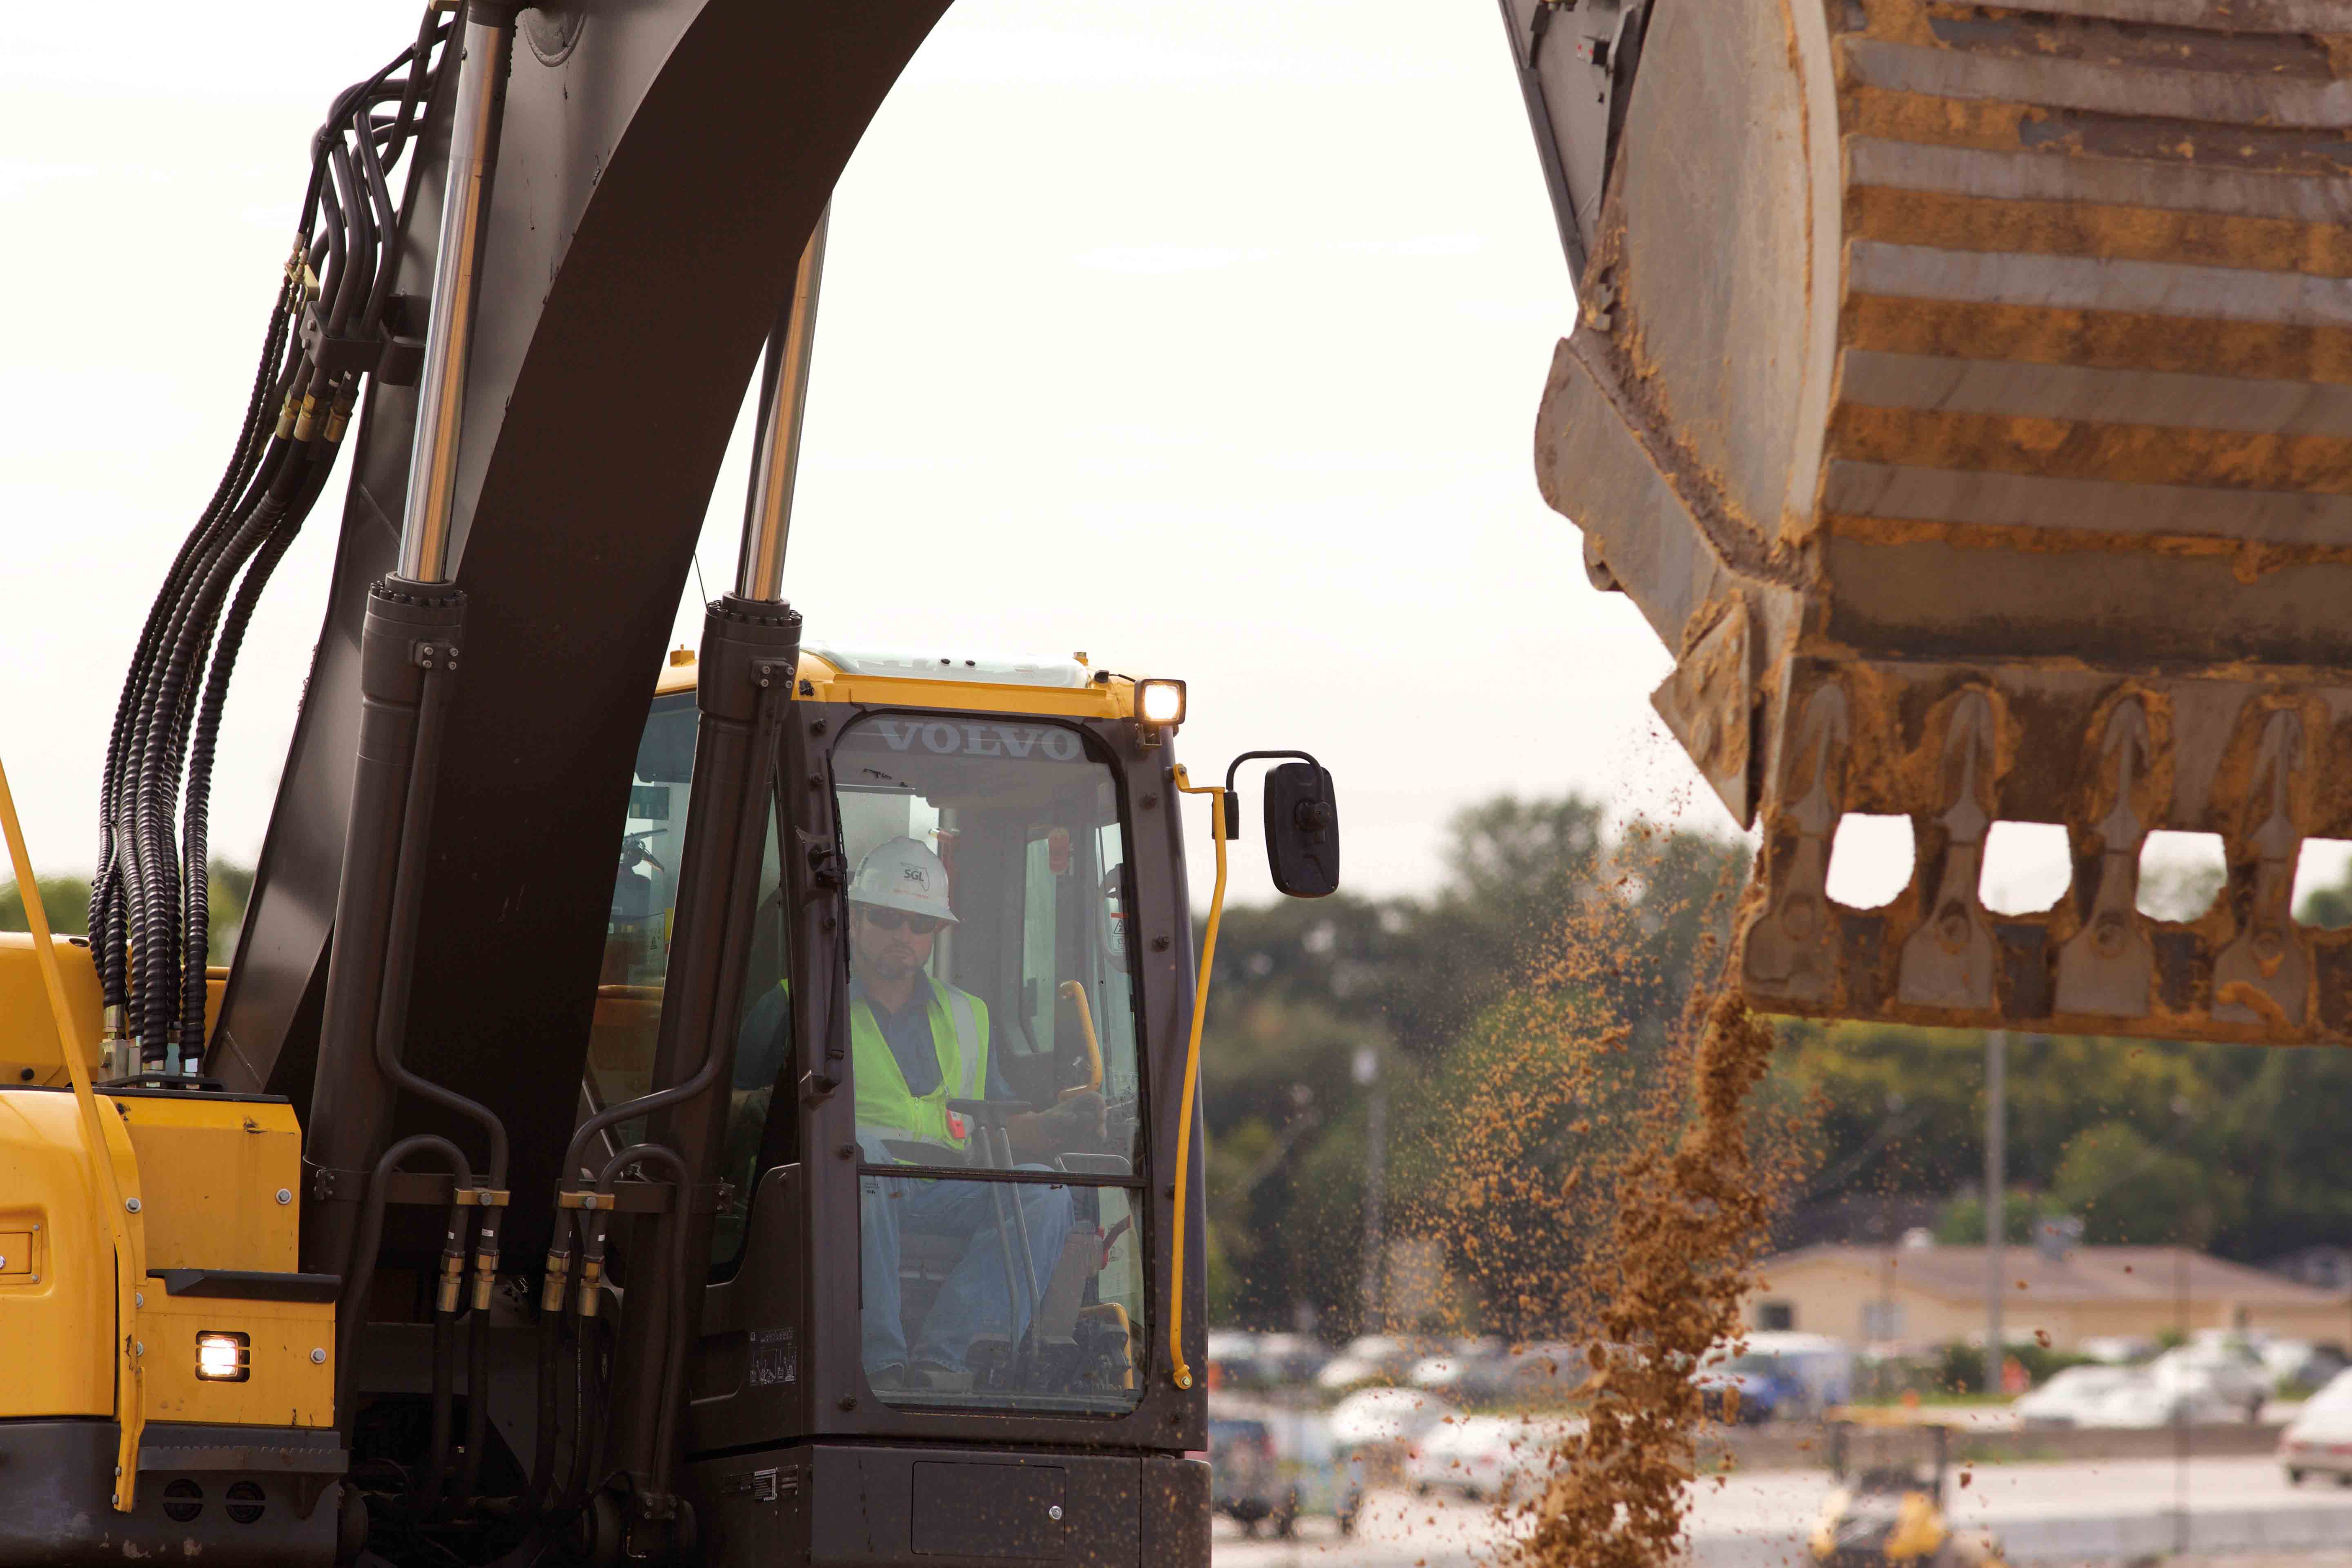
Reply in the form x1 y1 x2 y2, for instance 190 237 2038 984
1221 748 1324 837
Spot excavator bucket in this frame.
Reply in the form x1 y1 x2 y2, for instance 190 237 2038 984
1503 0 2352 1044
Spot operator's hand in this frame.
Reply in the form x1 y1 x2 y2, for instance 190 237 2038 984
1010 1089 1107 1159
1046 1088 1108 1146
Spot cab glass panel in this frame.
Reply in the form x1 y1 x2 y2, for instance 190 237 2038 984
832 711 1147 1413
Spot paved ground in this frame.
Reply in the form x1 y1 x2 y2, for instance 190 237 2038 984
1213 1456 2352 1566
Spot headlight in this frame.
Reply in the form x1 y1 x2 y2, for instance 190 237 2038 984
196 1331 250 1382
1137 678 1186 729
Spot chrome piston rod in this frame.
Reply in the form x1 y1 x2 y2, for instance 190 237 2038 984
735 207 830 603
398 4 516 585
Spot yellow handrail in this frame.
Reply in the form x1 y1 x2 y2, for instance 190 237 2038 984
0 755 144 1508
1057 980 1103 1097
1166 764 1227 1391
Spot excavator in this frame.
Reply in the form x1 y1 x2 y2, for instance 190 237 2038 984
6 0 2346 1562
0 5 1343 1564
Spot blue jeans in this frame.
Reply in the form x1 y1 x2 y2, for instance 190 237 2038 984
860 1154 1075 1374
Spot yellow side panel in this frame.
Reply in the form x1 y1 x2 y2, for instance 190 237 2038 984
0 933 103 1085
0 1089 115 1417
141 1297 334 1428
116 1097 301 1273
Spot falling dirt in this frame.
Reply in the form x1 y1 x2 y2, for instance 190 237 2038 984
1497 993 1784 1568
1408 826 1806 1568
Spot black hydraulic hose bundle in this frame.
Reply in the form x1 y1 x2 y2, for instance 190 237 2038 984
89 11 451 1076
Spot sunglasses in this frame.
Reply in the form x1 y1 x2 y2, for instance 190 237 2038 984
858 906 946 937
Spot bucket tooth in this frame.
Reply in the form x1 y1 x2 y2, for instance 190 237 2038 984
1743 682 1848 1004
2214 707 2310 1029
1898 689 2002 1011
1650 601 1756 827
2056 696 2157 1017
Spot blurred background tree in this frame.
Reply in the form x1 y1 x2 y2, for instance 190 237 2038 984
2 861 252 961
1194 804 2352 1337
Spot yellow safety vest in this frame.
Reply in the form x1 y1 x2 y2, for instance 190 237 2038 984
853 975 990 1153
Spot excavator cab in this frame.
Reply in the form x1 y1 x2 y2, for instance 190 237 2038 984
589 648 1164 1419
546 642 1299 1561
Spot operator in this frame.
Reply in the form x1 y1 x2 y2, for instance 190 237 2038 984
735 836 1104 1394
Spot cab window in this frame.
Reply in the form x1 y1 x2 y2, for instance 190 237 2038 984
590 690 793 1270
832 711 1147 1414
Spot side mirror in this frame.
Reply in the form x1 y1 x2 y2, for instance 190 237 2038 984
1263 760 1339 898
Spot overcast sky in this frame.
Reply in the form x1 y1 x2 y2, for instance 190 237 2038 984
4 0 2289 916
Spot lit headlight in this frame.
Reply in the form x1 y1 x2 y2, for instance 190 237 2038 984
1136 678 1186 729
196 1331 250 1382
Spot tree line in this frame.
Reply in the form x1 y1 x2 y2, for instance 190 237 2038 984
1193 801 2352 1338
2 864 252 963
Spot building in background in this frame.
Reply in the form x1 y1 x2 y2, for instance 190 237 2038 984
1748 1243 2352 1350
2263 1245 2352 1294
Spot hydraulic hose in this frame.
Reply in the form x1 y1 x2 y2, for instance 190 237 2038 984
591 1143 699 1508
96 287 294 1031
525 1296 564 1517
314 173 350 339
177 443 341 1049
422 1285 460 1513
354 102 403 331
334 1133 474 1428
563 1312 607 1516
458 1277 491 1507
120 435 293 1049
130 483 286 1058
96 10 447 1067
354 604 513 1523
368 651 509 1190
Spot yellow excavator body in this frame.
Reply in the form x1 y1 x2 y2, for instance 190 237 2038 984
0 937 224 1089
0 1089 116 1418
0 1040 334 1428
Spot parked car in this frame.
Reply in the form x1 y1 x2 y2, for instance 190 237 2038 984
2013 1365 2138 1429
2093 1373 2241 1429
1695 1353 1804 1424
2150 1344 2269 1422
1409 1338 1506 1393
2282 1368 2352 1486
1206 1401 1365 1536
1207 1330 1270 1392
1405 1414 1578 1502
1743 1332 1858 1413
2077 1335 2157 1366
1253 1332 1334 1389
2262 1338 2350 1395
1412 1341 1575 1401
1208 1413 1284 1535
1314 1334 1428 1391
1329 1386 1455 1450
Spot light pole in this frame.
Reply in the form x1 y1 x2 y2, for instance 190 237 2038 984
1984 1029 2007 1395
1355 1044 1386 1335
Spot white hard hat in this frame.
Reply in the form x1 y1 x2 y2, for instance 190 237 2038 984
849 836 959 923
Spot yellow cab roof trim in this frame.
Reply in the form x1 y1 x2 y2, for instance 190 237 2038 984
656 646 1138 721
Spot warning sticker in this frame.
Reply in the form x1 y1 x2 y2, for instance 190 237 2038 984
750 1327 797 1388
